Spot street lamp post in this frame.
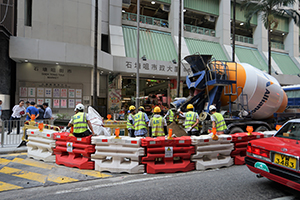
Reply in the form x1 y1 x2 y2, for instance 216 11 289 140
176 0 182 97
136 0 140 109
93 0 98 107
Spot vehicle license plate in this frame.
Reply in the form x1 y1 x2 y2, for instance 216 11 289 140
274 153 297 169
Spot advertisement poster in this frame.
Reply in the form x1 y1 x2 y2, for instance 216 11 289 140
53 99 60 108
28 98 35 103
28 88 36 97
53 88 60 98
37 88 44 97
45 99 52 107
20 87 27 97
61 99 67 108
108 89 122 114
76 89 82 98
61 88 67 98
45 88 52 97
75 99 82 105
68 99 75 108
68 89 75 98
37 99 44 105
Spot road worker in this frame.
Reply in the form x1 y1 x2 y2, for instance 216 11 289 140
178 104 200 136
149 106 168 137
127 105 136 137
164 107 175 124
68 103 95 137
134 106 149 137
209 105 227 135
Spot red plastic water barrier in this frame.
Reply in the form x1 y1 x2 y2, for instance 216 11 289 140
230 132 264 165
53 132 95 169
141 136 195 174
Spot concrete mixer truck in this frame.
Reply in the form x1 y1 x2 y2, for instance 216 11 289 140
171 54 288 134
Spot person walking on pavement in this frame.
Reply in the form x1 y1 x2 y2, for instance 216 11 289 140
25 101 30 108
178 104 200 136
43 103 53 124
209 105 227 135
67 103 95 137
134 106 149 137
7 100 26 135
35 105 44 123
164 107 175 125
26 102 39 121
149 106 168 137
127 105 136 137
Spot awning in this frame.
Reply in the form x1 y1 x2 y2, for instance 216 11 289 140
185 38 228 61
235 46 267 72
122 26 177 62
272 52 300 75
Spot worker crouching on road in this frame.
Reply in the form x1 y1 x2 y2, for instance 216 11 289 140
149 106 168 137
127 105 136 137
134 106 149 137
165 107 175 125
68 103 95 137
179 104 200 136
209 105 227 135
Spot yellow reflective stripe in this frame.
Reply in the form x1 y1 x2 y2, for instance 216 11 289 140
0 181 23 192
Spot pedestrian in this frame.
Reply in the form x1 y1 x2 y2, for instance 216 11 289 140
43 103 52 124
0 100 2 120
7 100 26 135
127 105 135 137
134 106 149 137
26 102 39 121
178 104 200 136
164 107 175 124
149 106 168 137
36 105 44 122
67 103 95 137
25 101 30 108
209 105 227 135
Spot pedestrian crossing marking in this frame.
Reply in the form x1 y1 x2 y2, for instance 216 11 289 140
47 174 78 183
0 181 23 192
0 158 11 165
72 169 112 178
0 166 48 183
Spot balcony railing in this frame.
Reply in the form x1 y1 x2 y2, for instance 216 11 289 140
122 12 169 28
271 41 284 50
231 34 253 44
184 24 215 37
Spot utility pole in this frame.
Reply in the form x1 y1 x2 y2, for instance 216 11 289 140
93 0 98 107
176 0 182 97
136 0 140 109
232 0 236 62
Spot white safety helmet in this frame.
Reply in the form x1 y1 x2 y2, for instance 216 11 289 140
74 103 84 111
209 105 216 112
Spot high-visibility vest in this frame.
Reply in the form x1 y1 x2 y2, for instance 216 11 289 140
212 112 227 131
150 116 165 136
134 112 147 130
73 112 88 133
184 111 199 130
127 113 134 130
169 110 174 122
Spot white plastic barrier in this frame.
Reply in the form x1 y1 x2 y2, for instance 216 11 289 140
260 130 277 138
27 129 57 162
191 135 234 170
91 136 144 174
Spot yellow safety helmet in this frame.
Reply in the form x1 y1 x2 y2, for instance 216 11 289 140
187 104 194 110
139 106 145 111
129 105 136 111
153 106 161 113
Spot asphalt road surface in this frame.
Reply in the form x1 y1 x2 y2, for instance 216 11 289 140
2 165 300 200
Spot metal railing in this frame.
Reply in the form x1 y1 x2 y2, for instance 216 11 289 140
231 34 253 44
271 41 284 50
122 12 169 28
184 24 215 37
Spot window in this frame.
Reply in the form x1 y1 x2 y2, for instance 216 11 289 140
24 0 32 26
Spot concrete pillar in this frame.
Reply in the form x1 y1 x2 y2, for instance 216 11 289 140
253 13 268 52
216 0 231 46
285 2 299 57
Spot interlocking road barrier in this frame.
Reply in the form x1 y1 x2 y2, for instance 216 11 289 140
27 129 57 162
103 120 128 136
141 136 195 174
53 132 95 170
191 135 233 170
91 136 144 173
230 132 264 165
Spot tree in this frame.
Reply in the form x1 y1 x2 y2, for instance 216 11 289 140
241 0 300 75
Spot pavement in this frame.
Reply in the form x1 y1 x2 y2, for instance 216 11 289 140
0 146 27 154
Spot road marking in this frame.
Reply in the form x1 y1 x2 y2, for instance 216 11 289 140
0 153 27 157
11 158 54 169
0 158 11 165
0 181 23 192
72 169 112 178
47 174 78 183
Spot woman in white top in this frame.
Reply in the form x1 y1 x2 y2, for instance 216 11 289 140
7 100 26 135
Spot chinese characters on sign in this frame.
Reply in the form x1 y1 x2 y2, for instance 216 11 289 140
125 61 181 73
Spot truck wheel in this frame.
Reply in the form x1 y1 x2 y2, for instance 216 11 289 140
255 126 269 132
229 127 244 134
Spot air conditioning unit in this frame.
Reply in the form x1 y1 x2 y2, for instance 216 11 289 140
204 15 215 22
122 0 131 8
160 4 170 12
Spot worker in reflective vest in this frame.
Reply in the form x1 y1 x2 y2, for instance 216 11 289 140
127 105 136 137
165 108 175 124
209 105 227 135
134 106 149 137
68 103 95 137
149 106 168 137
179 104 200 136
